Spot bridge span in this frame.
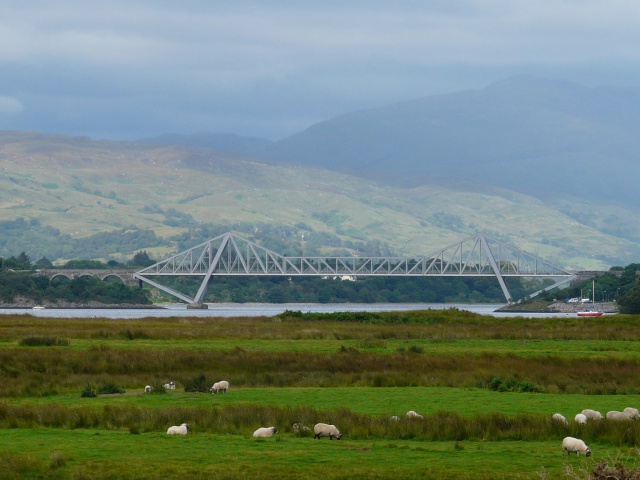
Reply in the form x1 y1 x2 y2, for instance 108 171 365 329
34 268 139 286
134 232 576 307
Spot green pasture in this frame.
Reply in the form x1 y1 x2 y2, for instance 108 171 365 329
6 387 640 420
1 428 634 480
3 311 640 478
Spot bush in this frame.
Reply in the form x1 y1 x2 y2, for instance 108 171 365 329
488 377 544 393
97 382 124 395
183 373 210 393
80 384 96 398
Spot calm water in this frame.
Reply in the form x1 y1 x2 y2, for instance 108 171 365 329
0 303 570 319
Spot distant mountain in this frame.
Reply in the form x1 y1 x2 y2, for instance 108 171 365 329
3 129 640 270
143 132 273 157
253 76 640 206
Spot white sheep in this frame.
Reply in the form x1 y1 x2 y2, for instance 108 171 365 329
562 437 591 456
581 409 603 420
209 380 230 394
574 414 587 425
606 410 632 421
551 413 568 425
163 381 176 390
292 423 310 433
144 385 152 393
406 410 424 419
390 416 400 421
253 426 278 438
313 423 342 440
624 407 640 420
166 423 189 435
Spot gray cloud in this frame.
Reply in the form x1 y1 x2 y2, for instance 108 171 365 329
1 1 639 139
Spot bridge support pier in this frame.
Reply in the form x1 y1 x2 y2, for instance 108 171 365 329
187 303 209 309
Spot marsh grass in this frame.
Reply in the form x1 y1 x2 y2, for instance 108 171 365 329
19 335 69 346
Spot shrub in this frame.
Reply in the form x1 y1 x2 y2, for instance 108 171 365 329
19 336 69 347
183 373 210 393
80 384 96 398
97 382 124 395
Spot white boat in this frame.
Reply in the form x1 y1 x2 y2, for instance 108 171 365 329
577 280 603 317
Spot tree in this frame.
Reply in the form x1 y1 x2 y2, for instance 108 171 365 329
129 251 154 267
618 280 640 314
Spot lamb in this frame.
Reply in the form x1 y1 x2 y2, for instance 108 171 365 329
574 413 588 425
581 409 603 420
253 426 278 438
209 380 230 394
624 407 640 420
551 413 568 425
163 381 176 390
406 410 424 419
144 385 152 393
606 410 632 421
166 423 189 435
313 423 342 440
562 437 591 456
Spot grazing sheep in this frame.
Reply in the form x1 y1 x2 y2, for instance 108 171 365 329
581 409 603 420
163 381 176 390
624 407 640 420
253 427 278 438
209 380 230 394
313 423 342 440
562 437 591 456
551 413 568 425
144 385 152 393
574 414 588 425
606 410 632 421
166 423 189 435
406 410 424 419
390 416 400 421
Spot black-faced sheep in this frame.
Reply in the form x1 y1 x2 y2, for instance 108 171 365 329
144 385 152 393
562 437 591 456
313 423 342 440
253 427 278 438
167 423 189 435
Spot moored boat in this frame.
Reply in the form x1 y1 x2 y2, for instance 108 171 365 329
576 280 603 317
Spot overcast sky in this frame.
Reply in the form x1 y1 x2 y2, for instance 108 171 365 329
1 1 639 140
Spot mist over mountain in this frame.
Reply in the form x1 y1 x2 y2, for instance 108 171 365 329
152 76 639 207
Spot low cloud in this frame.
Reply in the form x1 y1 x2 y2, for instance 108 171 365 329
0 96 24 115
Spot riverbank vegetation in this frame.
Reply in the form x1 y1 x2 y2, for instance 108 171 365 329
2 310 640 477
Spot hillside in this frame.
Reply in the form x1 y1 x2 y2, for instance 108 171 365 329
1 130 639 269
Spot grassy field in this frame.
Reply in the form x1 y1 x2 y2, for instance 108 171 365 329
1 309 640 478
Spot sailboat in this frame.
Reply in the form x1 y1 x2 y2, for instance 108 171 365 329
577 280 603 317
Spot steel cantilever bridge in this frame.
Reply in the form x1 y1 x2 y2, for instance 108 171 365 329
134 232 575 307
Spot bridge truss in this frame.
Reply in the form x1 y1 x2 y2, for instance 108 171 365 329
134 232 575 305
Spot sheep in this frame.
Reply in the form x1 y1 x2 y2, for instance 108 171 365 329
292 423 311 433
574 414 587 425
144 385 152 393
390 416 400 421
209 380 230 394
551 413 568 425
624 407 640 420
163 381 176 390
166 423 189 435
581 409 603 420
606 410 632 421
313 423 342 440
253 427 278 438
406 410 424 419
562 437 591 457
